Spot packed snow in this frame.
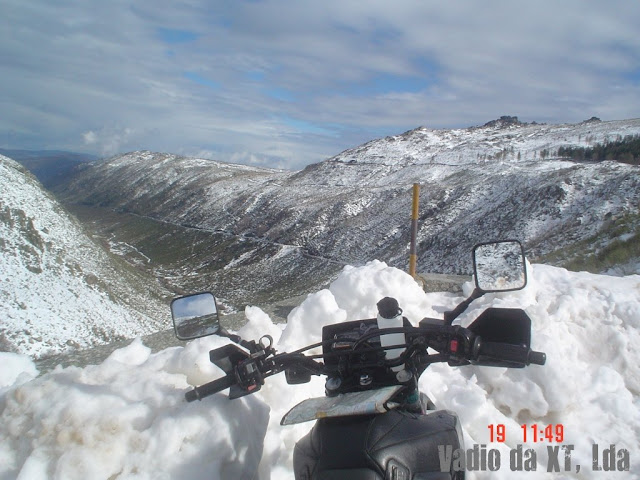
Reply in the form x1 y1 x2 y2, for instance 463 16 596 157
1 261 639 479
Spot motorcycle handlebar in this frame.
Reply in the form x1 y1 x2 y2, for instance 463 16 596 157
185 325 547 401
476 340 546 366
185 374 235 402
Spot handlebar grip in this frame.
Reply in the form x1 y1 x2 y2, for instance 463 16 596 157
527 350 547 365
478 341 546 366
477 341 529 364
185 374 235 402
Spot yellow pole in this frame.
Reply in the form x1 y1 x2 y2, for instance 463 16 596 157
409 183 420 278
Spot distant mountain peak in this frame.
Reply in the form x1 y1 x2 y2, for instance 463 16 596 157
481 116 527 128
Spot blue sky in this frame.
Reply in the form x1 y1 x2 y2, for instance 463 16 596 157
2 0 639 170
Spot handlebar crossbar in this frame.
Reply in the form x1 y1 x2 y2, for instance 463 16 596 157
184 323 546 402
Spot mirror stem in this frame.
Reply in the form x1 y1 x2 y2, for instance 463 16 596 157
444 288 484 325
218 327 256 352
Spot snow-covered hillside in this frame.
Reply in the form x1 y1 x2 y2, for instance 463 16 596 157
326 117 640 170
1 261 638 479
0 155 170 357
58 118 640 285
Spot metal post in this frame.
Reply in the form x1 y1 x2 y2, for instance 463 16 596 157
409 183 420 278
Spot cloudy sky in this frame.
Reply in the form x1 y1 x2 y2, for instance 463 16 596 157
3 0 639 170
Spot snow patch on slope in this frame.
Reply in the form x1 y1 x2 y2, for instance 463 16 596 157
0 155 167 357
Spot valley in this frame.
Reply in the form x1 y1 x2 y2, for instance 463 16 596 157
4 117 640 361
65 204 345 310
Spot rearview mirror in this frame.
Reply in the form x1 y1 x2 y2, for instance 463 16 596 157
473 240 527 292
171 292 220 340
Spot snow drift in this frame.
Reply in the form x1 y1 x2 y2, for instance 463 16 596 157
1 261 639 479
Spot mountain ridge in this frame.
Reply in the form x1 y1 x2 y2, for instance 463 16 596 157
52 118 640 307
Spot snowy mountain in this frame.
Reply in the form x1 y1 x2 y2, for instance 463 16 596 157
0 155 171 357
56 118 640 305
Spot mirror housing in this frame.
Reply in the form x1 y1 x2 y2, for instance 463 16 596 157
171 292 220 340
444 240 527 325
473 240 527 293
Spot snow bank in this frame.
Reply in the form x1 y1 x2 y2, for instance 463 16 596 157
0 353 39 389
0 338 269 480
1 262 639 479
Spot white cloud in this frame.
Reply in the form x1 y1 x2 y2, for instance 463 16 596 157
79 126 135 156
83 131 97 145
2 0 639 169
